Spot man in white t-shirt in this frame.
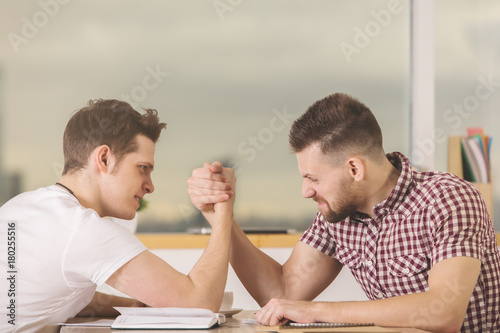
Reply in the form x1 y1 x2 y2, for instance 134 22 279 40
0 99 236 333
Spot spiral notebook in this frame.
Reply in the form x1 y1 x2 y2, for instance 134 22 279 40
257 322 400 332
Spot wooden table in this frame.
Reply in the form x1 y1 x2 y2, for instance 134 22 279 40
59 310 432 333
135 233 500 249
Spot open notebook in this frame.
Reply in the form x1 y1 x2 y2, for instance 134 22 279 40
111 307 226 330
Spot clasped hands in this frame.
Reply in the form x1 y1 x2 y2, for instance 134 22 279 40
187 161 236 224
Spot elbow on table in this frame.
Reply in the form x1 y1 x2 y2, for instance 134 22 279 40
196 298 222 313
425 311 464 333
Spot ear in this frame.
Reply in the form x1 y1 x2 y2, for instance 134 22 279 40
91 145 114 173
347 157 365 181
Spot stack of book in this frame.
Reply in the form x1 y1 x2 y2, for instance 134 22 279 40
460 128 492 183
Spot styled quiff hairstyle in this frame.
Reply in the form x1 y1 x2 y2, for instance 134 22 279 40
289 93 384 164
62 99 167 175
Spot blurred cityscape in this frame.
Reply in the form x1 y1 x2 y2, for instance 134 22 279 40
0 92 311 231
136 210 311 234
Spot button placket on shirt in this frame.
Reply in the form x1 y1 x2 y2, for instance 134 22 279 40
365 207 392 300
363 218 384 299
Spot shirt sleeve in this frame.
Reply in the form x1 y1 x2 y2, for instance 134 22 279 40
428 181 492 266
63 210 147 289
300 212 337 257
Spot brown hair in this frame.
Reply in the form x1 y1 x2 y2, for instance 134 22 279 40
289 93 384 163
62 99 167 175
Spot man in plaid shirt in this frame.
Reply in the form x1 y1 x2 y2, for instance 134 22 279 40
188 93 500 332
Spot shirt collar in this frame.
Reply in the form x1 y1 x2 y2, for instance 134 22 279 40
373 152 414 214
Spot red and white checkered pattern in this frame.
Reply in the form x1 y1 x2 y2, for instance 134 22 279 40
300 152 500 332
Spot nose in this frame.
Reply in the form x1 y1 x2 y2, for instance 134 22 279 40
302 180 315 199
144 177 155 194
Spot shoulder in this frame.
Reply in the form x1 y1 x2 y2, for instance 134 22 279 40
392 152 481 203
300 213 333 251
0 186 112 229
411 171 481 206
0 186 73 218
3 185 79 207
411 171 490 232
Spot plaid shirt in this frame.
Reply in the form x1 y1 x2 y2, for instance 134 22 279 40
300 152 500 332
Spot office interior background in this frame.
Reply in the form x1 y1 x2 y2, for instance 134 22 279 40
0 0 499 232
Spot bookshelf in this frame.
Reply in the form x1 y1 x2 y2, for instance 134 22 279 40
448 136 494 220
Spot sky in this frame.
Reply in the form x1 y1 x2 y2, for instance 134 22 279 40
4 1 498 231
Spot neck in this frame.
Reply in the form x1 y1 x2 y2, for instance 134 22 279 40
56 182 76 197
57 173 102 215
358 158 401 217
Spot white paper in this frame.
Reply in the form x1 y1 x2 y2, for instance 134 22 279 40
111 307 222 329
114 307 215 318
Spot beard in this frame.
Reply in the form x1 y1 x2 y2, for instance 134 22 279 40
321 199 358 223
315 179 360 224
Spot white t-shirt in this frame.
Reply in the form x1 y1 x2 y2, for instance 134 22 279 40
0 186 147 333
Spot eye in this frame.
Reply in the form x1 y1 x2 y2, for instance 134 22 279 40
304 176 317 183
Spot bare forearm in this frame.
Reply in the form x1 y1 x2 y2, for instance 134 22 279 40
203 209 288 305
311 258 478 333
185 204 232 311
313 292 465 333
229 222 287 306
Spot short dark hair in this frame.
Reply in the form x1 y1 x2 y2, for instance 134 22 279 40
62 99 167 175
289 93 384 163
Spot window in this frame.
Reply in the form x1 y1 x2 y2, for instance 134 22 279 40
435 0 500 229
0 1 411 232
